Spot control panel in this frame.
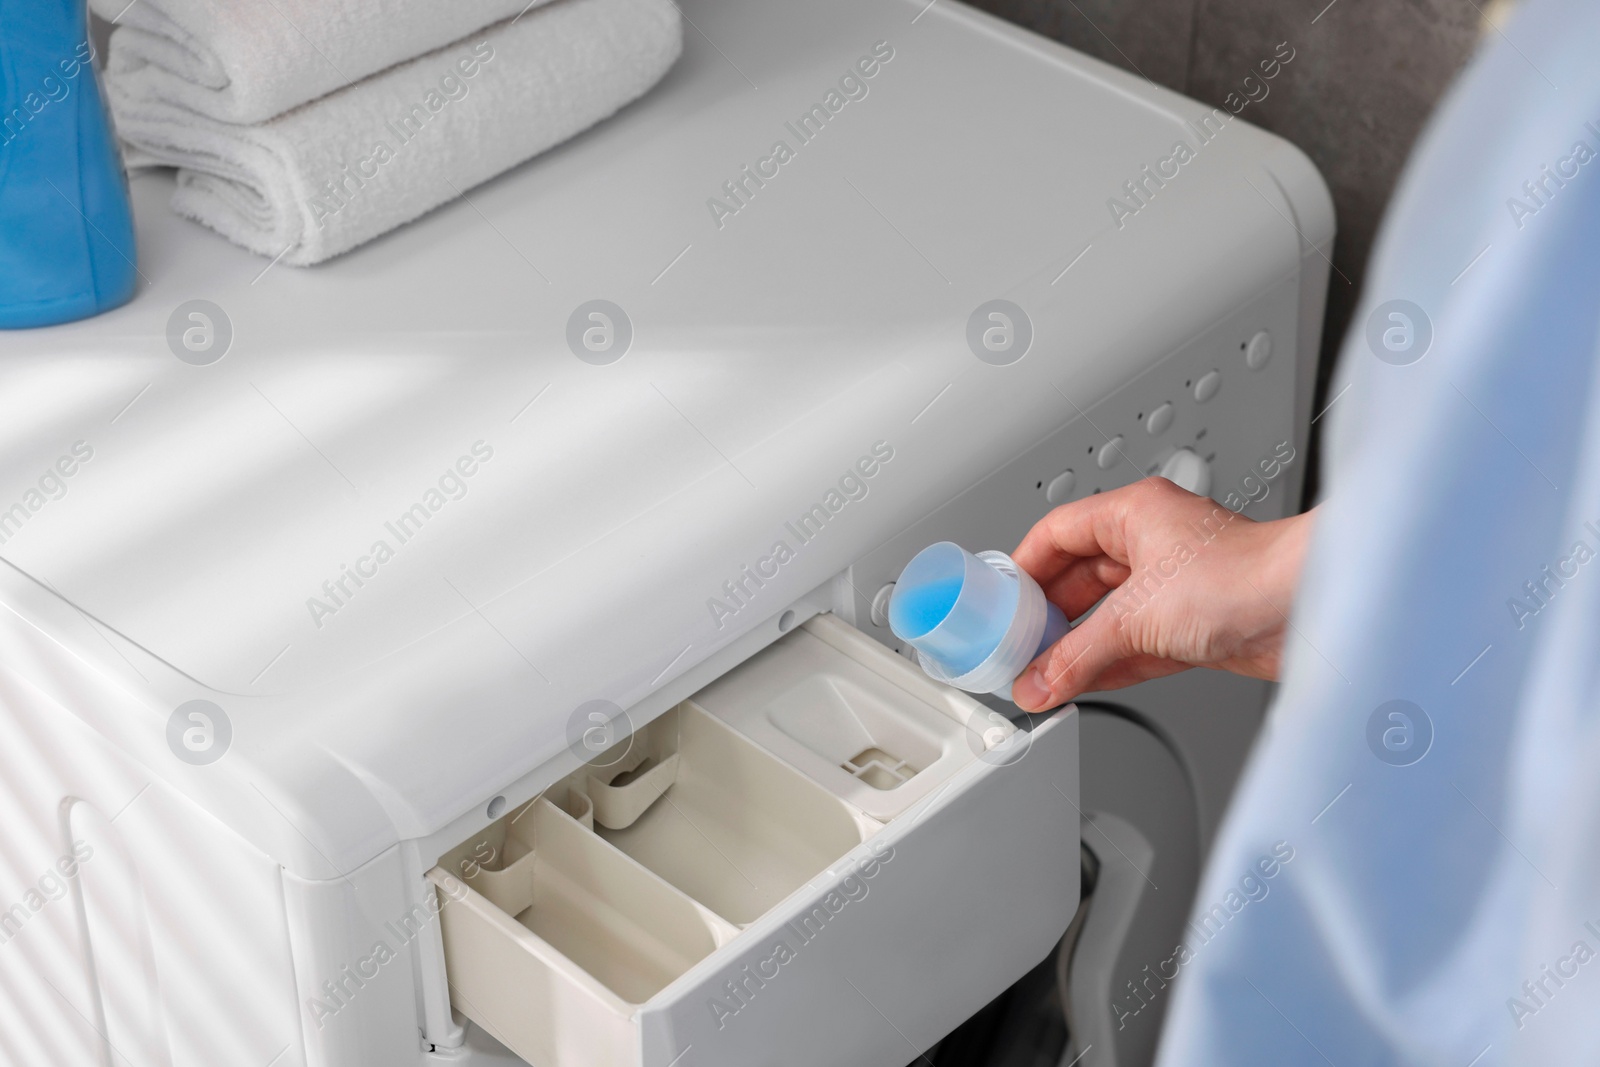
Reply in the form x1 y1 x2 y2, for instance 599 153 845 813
837 270 1306 657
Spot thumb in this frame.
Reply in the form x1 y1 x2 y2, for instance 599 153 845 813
1010 609 1129 712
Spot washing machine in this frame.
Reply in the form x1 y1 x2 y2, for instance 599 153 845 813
0 0 1330 1064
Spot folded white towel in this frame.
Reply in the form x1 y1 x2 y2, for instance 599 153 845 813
104 0 682 265
88 0 558 125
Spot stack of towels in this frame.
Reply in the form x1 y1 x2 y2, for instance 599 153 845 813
90 0 682 265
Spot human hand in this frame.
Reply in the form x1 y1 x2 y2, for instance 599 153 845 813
1008 479 1314 712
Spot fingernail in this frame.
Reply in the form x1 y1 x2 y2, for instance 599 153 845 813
1012 667 1048 711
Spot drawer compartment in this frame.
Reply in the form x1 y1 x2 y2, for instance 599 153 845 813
589 704 879 925
691 615 1006 820
429 615 1080 1067
449 798 734 1003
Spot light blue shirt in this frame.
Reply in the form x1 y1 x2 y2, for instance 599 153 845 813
1155 0 1600 1062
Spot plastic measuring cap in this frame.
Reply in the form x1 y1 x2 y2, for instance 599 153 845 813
887 541 1069 701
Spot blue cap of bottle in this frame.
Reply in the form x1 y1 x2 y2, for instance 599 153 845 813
888 541 1069 699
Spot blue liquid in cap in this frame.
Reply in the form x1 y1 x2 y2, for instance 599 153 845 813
889 542 1019 676
893 575 964 637
890 541 1071 688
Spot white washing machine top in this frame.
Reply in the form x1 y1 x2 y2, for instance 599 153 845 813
0 0 1330 875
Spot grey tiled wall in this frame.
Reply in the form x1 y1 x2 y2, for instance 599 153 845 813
972 0 1490 497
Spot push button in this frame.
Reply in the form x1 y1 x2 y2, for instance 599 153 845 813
871 583 895 628
1246 330 1272 370
1096 436 1124 470
1159 448 1212 496
1045 469 1076 504
1145 403 1174 436
1194 370 1221 402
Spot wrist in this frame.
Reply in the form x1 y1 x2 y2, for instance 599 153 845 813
1231 507 1315 680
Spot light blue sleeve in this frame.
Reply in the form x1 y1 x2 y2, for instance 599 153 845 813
1153 0 1600 1063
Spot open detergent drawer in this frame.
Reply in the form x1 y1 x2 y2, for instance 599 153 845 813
427 614 1081 1067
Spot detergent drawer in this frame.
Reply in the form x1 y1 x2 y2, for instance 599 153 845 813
427 615 1080 1067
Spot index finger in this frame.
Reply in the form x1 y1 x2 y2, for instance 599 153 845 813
1012 480 1152 585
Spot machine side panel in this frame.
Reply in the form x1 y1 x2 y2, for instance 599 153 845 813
0 665 303 1067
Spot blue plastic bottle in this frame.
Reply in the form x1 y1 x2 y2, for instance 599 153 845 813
889 541 1070 701
1 0 137 328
